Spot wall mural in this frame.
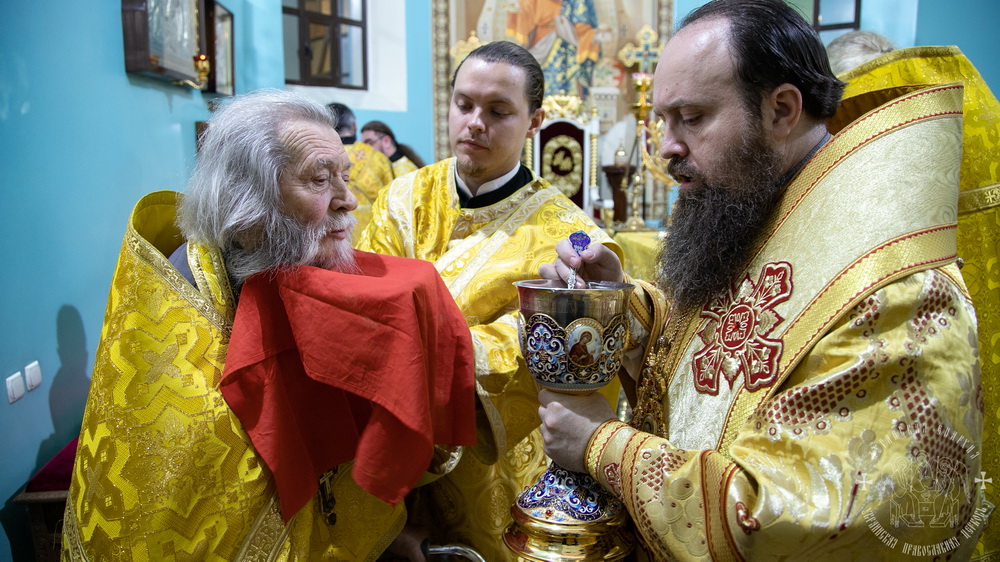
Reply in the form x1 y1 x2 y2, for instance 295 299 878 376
431 0 673 161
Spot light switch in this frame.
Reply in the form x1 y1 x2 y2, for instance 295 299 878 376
25 360 41 391
6 372 25 404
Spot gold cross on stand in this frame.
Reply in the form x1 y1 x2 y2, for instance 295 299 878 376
618 25 662 77
616 25 664 230
617 25 662 122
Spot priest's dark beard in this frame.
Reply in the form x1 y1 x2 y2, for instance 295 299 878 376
656 119 785 312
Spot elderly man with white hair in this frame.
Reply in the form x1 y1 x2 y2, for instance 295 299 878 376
63 89 476 561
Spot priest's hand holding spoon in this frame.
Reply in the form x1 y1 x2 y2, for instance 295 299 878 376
539 234 625 289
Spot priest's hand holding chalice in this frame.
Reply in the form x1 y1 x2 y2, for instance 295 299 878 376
503 232 635 561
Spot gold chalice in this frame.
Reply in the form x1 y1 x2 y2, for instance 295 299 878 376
503 278 635 561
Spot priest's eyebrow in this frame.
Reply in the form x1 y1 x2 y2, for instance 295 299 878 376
455 90 518 108
658 97 709 113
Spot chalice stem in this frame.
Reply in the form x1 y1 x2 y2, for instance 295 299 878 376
508 279 636 560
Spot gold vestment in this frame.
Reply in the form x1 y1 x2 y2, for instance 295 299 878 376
841 47 1000 558
346 141 394 243
63 191 403 561
586 85 984 558
391 155 419 178
359 158 621 561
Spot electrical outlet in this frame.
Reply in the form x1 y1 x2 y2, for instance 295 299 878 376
25 360 41 391
6 372 25 404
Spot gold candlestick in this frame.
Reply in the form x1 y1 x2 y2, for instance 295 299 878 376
624 170 646 230
622 72 654 230
617 25 660 230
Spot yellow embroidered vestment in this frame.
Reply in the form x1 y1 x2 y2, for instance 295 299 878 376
840 47 1000 558
64 191 404 561
586 85 984 559
391 155 419 178
346 141 394 243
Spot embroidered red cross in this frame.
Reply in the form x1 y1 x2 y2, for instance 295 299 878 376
692 261 793 395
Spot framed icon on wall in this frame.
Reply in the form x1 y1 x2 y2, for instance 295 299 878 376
122 0 208 84
206 0 235 95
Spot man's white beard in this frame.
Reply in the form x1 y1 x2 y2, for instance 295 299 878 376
302 213 361 274
226 210 361 285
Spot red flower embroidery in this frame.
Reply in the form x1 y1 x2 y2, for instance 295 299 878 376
603 462 622 496
692 262 793 395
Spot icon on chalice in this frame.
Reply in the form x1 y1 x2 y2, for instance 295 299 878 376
503 232 635 561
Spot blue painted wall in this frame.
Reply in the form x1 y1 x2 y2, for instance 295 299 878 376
914 0 1000 90
352 2 434 166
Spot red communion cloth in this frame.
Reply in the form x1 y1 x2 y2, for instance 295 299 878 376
220 250 476 522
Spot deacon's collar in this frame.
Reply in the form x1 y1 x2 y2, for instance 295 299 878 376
456 163 532 209
389 150 404 163
342 135 357 145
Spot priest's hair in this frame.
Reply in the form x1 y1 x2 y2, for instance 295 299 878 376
453 40 544 113
177 88 340 284
361 119 426 168
327 102 356 137
682 0 845 120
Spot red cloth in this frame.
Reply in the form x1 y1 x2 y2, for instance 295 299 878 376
25 437 78 492
220 251 476 522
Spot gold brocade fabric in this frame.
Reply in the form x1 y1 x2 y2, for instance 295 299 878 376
346 141 394 244
841 47 1000 558
586 85 985 558
391 155 419 179
359 158 622 561
63 191 404 561
613 230 662 283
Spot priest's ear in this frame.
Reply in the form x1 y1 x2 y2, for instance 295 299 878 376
765 83 804 141
526 107 545 139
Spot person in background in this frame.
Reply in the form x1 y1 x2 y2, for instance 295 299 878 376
537 0 983 558
64 89 476 561
358 40 623 561
360 120 427 178
826 29 895 75
327 102 394 242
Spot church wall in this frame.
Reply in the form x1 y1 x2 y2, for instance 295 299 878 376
358 0 435 167
914 0 999 91
289 0 434 166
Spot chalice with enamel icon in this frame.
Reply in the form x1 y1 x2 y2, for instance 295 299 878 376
503 232 635 561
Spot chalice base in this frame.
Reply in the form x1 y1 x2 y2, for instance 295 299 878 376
502 462 634 561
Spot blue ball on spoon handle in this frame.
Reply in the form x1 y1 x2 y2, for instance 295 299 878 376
566 231 591 289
